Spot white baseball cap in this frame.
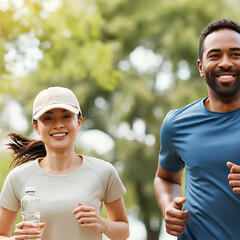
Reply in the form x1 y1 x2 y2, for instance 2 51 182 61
32 86 81 120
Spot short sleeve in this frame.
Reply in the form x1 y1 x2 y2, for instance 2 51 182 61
103 164 126 203
159 111 185 173
0 170 21 212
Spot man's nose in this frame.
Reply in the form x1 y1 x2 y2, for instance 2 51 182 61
218 55 233 69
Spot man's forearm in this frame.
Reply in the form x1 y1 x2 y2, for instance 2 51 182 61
154 175 182 216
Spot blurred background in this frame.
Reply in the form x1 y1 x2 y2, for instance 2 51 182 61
0 0 240 239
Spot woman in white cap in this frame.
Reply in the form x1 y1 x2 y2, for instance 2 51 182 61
0 87 129 240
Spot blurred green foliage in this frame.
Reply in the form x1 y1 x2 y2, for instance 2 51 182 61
1 0 240 239
0 152 21 228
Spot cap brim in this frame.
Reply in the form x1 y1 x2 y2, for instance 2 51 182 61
33 104 80 120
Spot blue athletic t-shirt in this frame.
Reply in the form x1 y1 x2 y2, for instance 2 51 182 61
159 98 240 240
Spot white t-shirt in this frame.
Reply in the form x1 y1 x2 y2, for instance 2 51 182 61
0 155 126 240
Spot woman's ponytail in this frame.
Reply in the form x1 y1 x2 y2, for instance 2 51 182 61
6 132 46 168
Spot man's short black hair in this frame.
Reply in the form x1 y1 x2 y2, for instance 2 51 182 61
199 19 240 61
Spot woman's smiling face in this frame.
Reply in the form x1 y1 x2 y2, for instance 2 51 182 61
33 108 82 152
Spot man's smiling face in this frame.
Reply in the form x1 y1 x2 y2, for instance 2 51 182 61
198 29 240 98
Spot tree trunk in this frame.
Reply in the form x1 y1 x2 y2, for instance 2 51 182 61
145 223 160 240
135 181 162 240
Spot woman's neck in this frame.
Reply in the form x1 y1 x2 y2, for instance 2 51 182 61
39 150 83 175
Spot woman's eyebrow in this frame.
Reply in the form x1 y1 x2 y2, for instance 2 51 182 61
230 47 240 51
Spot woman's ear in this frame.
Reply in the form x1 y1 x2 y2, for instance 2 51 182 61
77 117 83 131
197 59 205 78
32 121 40 135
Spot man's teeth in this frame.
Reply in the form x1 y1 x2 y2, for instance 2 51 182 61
219 75 233 79
52 133 66 137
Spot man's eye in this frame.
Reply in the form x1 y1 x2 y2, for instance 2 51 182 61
209 54 219 58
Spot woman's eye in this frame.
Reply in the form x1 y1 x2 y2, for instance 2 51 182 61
63 115 72 119
44 117 52 121
232 53 240 57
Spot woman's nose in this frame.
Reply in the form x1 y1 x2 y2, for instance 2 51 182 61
53 119 64 129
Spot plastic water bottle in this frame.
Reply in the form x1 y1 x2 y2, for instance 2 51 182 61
21 186 41 239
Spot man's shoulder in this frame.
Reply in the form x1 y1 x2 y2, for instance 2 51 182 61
166 98 204 121
162 98 206 134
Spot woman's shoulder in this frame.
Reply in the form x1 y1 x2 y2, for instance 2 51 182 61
8 160 38 177
82 155 117 177
83 155 113 169
81 155 124 196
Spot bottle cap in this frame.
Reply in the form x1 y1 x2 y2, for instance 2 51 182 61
25 186 36 193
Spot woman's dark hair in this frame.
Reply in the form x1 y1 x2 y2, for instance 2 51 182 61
6 111 82 168
6 132 46 168
199 18 240 61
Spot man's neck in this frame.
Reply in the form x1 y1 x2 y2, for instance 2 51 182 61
204 96 240 112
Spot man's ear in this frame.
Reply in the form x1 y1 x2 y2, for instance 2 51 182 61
197 59 205 78
32 121 40 135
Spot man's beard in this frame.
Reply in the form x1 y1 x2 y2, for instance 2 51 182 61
205 69 240 98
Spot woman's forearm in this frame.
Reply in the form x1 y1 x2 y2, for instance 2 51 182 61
101 218 130 240
0 236 14 240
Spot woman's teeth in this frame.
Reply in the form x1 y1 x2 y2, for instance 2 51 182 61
52 133 66 137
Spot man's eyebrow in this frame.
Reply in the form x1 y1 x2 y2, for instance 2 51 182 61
207 48 240 55
206 49 220 55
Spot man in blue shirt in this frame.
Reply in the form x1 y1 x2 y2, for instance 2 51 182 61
154 18 240 239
